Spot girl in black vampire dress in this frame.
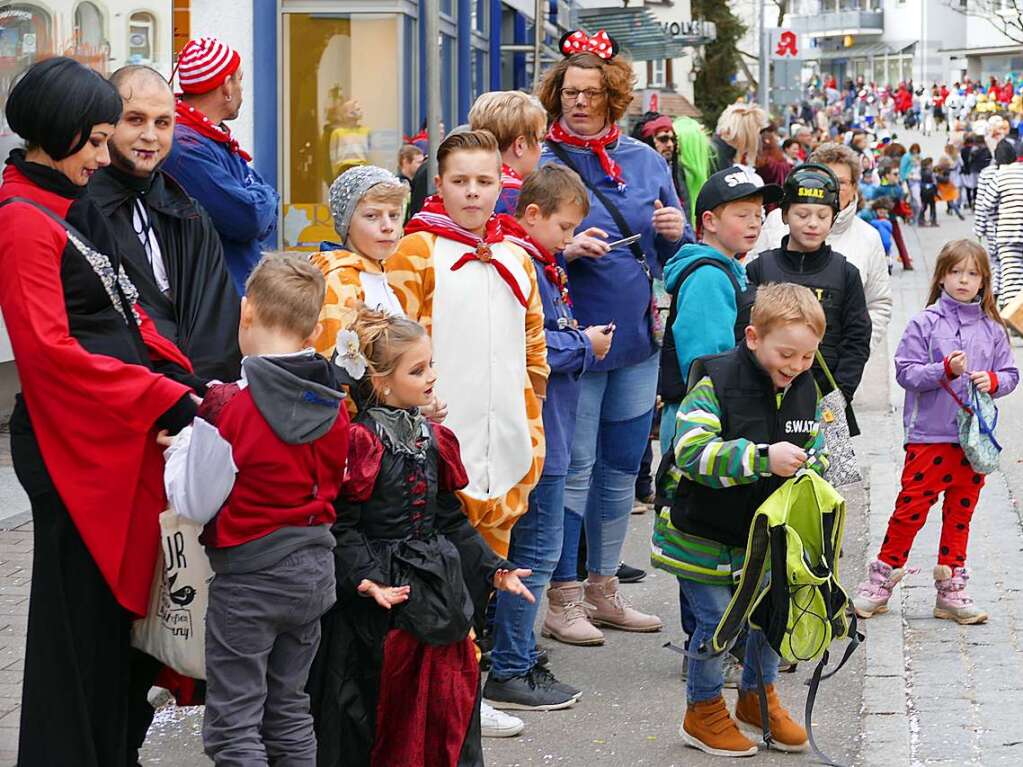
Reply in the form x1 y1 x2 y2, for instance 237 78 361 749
308 306 533 767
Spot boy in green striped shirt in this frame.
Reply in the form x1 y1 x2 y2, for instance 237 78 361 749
659 284 828 757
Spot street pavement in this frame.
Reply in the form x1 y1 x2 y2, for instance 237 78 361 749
2 127 1022 766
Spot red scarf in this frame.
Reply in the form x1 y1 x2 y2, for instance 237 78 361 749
501 163 523 192
547 119 625 190
498 214 572 307
405 196 527 308
175 99 253 162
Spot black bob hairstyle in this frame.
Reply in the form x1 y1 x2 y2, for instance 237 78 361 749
6 57 123 161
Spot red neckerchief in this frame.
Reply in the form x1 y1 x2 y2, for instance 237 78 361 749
498 214 572 307
175 99 253 162
547 119 625 190
501 163 523 191
405 196 527 308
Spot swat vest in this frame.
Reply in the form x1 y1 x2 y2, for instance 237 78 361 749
751 245 847 380
658 258 756 403
669 344 820 547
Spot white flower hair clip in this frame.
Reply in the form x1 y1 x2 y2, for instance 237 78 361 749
334 329 368 380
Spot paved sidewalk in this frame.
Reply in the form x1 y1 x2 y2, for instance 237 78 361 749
858 212 1023 767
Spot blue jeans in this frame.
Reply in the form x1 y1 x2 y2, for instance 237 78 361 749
552 353 659 580
490 473 565 679
679 578 779 703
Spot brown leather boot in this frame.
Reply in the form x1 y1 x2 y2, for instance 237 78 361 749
542 582 605 646
583 577 663 632
681 696 758 757
735 684 808 752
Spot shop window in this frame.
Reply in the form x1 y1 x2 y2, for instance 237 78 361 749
74 2 104 56
473 0 487 33
0 4 53 143
441 33 455 132
173 0 191 60
128 12 155 63
650 59 666 87
281 13 402 249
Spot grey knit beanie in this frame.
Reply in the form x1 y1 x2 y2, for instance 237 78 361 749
328 165 403 244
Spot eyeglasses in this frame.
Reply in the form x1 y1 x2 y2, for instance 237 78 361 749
653 133 675 144
560 88 607 104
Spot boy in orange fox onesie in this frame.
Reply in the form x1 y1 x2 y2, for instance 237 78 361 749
387 129 548 558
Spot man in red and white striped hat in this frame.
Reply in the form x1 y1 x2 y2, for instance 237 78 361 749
163 36 279 294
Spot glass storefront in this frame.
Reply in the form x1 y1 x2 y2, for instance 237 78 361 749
1 3 54 149
281 12 404 249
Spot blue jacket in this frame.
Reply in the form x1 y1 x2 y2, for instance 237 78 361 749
532 251 596 476
539 136 695 370
163 125 279 294
664 242 748 387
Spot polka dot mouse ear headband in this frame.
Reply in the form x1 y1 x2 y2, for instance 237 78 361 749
559 29 619 61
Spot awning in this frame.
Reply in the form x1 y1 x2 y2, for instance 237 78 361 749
577 7 687 62
816 39 915 61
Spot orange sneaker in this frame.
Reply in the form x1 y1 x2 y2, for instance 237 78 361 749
681 696 758 757
735 684 808 753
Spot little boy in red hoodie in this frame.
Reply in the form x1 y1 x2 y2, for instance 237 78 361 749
162 253 349 764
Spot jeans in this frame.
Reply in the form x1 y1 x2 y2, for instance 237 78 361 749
553 353 659 579
679 578 779 703
490 473 566 679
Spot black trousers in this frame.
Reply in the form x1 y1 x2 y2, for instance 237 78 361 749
11 398 157 767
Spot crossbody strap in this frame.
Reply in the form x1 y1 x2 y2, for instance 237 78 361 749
939 375 971 413
0 196 96 245
0 196 139 326
546 141 652 283
815 350 841 395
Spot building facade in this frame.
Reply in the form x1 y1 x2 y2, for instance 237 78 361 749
787 0 1022 88
0 0 174 394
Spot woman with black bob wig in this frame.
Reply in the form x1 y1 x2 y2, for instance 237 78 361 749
0 56 203 765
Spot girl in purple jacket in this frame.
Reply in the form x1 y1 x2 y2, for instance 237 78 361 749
853 240 1018 624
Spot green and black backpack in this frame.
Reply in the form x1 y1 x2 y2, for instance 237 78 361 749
714 471 862 766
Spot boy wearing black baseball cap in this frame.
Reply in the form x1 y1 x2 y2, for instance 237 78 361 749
745 163 872 435
653 167 783 704
657 166 783 454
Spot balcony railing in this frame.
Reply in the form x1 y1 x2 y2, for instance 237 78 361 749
789 10 884 36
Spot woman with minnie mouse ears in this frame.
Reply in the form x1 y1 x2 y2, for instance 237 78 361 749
536 30 694 642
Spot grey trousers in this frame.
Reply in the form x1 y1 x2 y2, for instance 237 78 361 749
203 545 336 767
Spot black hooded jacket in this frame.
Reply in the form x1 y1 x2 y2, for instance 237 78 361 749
88 165 242 382
745 238 872 435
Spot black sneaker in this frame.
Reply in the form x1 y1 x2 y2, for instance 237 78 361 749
616 561 647 583
483 668 581 711
530 664 581 699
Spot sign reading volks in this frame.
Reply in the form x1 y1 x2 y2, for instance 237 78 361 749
660 19 717 44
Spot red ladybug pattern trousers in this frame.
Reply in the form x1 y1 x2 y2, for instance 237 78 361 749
878 443 985 569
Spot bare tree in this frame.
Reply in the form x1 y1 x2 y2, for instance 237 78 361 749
947 0 1023 44
769 0 791 28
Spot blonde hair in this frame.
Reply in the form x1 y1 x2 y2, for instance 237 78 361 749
715 103 769 167
927 240 1004 328
535 52 636 124
436 129 502 176
348 304 429 401
750 283 826 339
245 253 326 338
469 91 548 152
361 181 409 208
516 164 590 218
808 142 862 184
